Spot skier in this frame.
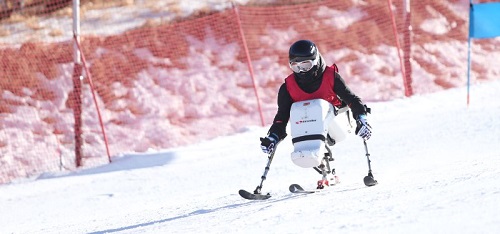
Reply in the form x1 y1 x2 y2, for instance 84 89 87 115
239 41 375 199
260 39 372 155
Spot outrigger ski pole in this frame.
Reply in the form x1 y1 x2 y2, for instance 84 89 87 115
363 140 378 186
238 141 281 200
253 143 279 195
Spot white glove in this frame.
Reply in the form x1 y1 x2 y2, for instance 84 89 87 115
260 133 278 154
355 115 372 140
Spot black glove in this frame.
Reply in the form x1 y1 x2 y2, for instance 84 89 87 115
355 115 372 140
260 133 279 154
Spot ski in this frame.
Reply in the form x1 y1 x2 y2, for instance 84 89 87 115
289 184 319 194
239 189 271 200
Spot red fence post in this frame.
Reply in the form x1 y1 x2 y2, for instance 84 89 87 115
233 4 266 127
403 0 413 96
387 0 411 97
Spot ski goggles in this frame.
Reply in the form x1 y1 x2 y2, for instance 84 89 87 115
289 54 319 73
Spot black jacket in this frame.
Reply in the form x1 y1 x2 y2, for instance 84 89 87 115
268 57 368 140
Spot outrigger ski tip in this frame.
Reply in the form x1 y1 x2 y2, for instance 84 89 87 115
363 173 378 187
239 189 272 200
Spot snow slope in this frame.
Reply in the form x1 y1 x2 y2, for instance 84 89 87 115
0 80 499 233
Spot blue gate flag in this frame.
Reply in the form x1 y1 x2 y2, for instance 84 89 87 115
469 2 500 38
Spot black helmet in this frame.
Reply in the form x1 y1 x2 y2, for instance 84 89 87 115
289 40 318 63
288 40 324 81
